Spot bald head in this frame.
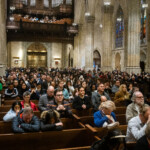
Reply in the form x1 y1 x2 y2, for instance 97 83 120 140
100 96 107 102
47 86 54 97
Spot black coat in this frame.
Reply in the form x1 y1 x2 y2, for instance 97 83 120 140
135 135 150 150
73 96 91 110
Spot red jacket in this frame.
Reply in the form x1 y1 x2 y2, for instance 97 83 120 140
21 101 38 111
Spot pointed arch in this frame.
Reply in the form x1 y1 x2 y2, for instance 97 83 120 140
93 50 101 68
115 53 121 71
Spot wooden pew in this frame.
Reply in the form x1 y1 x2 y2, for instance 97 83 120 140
79 114 126 127
3 100 39 105
0 118 84 134
0 128 96 150
0 111 41 121
53 146 91 150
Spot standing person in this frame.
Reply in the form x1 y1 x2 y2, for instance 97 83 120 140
38 86 55 112
21 91 38 111
92 83 111 112
73 86 91 110
3 101 22 122
12 107 40 133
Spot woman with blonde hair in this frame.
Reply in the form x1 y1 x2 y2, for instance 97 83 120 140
114 84 130 106
94 101 119 127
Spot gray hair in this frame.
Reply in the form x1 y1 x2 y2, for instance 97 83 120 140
131 91 142 102
23 107 33 115
23 91 31 97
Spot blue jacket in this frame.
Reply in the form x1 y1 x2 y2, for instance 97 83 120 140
94 110 116 127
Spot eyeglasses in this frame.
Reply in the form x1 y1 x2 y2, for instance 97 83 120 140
56 94 63 97
136 96 144 99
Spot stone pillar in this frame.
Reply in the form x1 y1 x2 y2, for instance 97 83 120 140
146 1 150 72
101 5 113 71
126 0 141 74
61 43 66 68
0 1 7 75
84 16 95 71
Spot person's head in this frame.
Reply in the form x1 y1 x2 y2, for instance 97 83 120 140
58 81 64 89
54 89 64 103
46 75 52 82
97 83 105 93
12 101 22 112
40 109 60 124
22 107 34 123
8 83 14 90
51 81 55 88
13 80 18 87
21 83 27 89
104 128 126 150
139 106 150 124
132 87 139 93
132 91 144 106
119 84 127 93
100 96 107 102
81 81 87 89
47 86 54 97
78 86 85 98
99 101 116 115
66 80 71 86
91 84 96 91
115 80 120 87
23 91 31 103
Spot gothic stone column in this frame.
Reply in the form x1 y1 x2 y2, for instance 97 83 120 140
101 5 113 72
126 0 141 74
84 16 95 71
0 1 7 75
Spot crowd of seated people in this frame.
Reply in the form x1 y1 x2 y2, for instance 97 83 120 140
0 67 150 149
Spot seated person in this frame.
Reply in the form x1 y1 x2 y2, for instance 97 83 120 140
92 83 111 112
94 101 118 127
40 109 63 131
73 86 91 110
21 91 38 111
126 106 150 142
38 86 55 112
3 101 22 122
5 83 18 99
91 128 126 150
135 122 150 150
48 89 72 118
12 106 40 133
18 83 29 99
126 91 149 123
111 80 120 94
100 96 107 102
30 85 40 100
114 84 130 106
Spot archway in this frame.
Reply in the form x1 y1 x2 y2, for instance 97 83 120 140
93 50 101 68
115 53 121 71
27 43 47 67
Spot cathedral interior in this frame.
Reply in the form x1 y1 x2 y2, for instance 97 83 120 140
0 0 149 75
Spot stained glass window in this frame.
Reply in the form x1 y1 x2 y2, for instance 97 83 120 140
115 6 124 48
140 0 147 44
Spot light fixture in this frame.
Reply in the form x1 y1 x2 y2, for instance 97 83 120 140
10 16 14 21
99 24 103 28
142 4 148 8
10 6 16 11
72 22 77 26
85 12 91 17
117 17 122 22
104 0 111 6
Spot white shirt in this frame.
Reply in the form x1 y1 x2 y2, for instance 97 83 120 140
126 115 147 142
